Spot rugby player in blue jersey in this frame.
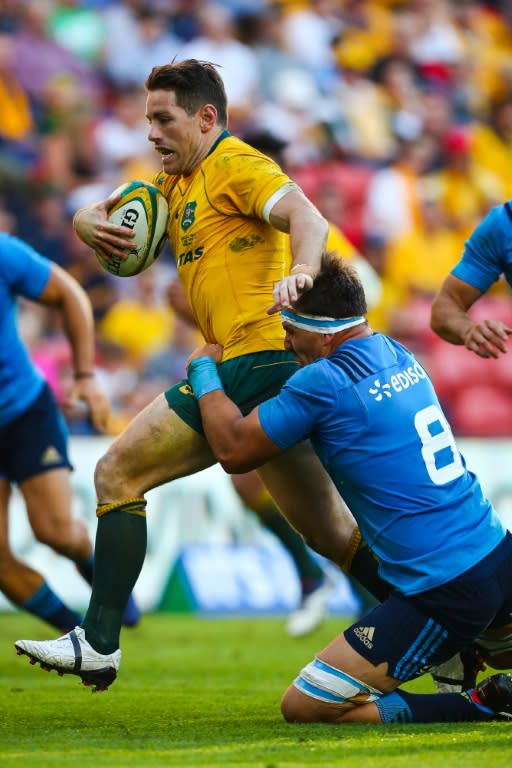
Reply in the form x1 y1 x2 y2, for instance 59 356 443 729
0 233 139 632
431 202 512 357
430 201 512 687
185 252 512 724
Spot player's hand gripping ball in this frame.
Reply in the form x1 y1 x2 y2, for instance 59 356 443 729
97 180 169 277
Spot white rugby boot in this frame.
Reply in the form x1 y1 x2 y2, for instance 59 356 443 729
15 626 121 692
286 580 334 638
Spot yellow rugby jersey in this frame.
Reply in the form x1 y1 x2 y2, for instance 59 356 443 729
153 132 298 361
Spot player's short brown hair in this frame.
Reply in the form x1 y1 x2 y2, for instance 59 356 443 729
294 252 367 319
145 59 228 126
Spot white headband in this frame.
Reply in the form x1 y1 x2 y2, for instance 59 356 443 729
281 309 366 334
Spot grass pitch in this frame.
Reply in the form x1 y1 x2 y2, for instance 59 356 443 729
1 612 511 767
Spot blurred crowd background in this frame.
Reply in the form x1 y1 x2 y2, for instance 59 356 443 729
2 0 512 437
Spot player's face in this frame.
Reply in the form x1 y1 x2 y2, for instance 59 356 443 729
283 322 325 365
146 89 207 177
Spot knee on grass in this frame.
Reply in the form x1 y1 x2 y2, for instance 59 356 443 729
281 658 383 724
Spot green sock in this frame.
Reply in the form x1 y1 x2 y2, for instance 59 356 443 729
82 503 147 654
257 504 324 592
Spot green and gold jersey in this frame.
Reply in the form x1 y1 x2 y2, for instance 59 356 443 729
153 132 297 361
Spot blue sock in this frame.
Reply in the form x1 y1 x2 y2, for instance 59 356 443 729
22 582 83 633
376 689 495 723
76 554 94 586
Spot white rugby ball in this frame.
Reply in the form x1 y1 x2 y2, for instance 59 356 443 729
96 180 169 277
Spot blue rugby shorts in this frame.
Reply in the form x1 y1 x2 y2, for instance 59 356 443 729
0 382 72 484
344 532 512 682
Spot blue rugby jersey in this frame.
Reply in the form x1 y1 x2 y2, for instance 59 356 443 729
0 233 51 426
451 202 512 292
258 333 505 595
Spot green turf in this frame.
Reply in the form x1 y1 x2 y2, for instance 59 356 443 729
1 612 510 767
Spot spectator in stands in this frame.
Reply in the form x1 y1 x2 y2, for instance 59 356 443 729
370 52 424 150
16 183 71 267
177 2 261 134
382 184 465 353
0 32 35 168
331 43 397 164
450 0 512 118
99 266 176 369
46 0 106 66
425 125 503 237
471 96 512 199
91 83 160 191
235 4 311 106
280 0 343 91
102 2 180 88
406 0 465 82
384 183 465 298
364 130 438 243
12 0 101 110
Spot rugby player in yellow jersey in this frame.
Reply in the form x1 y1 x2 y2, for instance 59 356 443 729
14 60 389 690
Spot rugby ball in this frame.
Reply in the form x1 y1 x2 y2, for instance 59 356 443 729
96 180 169 277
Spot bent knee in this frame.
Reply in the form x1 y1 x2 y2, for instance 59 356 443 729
281 685 309 723
282 657 384 724
280 683 352 724
31 522 75 552
281 684 324 723
33 527 64 550
94 449 126 498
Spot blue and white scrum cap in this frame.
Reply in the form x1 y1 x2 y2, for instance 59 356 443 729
281 309 366 334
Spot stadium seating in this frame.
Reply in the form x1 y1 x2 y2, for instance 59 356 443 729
449 383 512 437
291 162 374 250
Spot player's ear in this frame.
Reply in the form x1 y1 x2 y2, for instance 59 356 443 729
321 333 335 354
199 104 217 131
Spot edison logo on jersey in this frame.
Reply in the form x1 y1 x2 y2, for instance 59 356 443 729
368 379 391 401
369 362 427 402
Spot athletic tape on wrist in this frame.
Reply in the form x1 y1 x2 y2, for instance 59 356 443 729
290 262 317 276
188 356 224 399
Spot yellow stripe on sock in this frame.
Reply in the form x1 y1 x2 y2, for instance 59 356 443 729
96 497 147 518
341 527 362 573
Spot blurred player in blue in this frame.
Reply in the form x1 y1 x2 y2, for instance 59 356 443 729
182 252 512 724
0 232 139 631
431 201 512 357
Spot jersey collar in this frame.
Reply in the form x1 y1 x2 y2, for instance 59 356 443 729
207 129 231 157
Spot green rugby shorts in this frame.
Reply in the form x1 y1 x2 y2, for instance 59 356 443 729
165 350 299 435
